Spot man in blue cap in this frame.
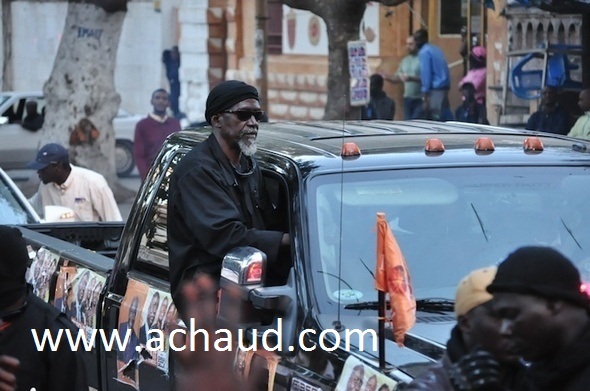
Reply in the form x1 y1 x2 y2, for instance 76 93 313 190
27 143 122 222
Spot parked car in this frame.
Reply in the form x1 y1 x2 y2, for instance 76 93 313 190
0 91 143 176
13 120 590 390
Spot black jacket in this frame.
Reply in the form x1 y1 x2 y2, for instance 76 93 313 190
0 290 88 391
525 322 590 391
168 134 284 307
403 326 526 391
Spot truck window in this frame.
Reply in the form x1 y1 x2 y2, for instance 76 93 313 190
134 153 184 279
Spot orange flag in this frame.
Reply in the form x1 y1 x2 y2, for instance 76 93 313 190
375 212 416 347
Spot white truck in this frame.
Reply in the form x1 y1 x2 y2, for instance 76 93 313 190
0 91 142 176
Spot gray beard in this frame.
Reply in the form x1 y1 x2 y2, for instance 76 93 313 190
238 139 257 156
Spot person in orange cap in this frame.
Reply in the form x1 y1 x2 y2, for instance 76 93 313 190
403 266 526 390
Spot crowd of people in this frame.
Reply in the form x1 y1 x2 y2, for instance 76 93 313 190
369 28 486 123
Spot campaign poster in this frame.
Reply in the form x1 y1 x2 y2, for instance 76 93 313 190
27 247 60 302
348 40 370 107
335 355 397 391
54 265 107 349
138 287 176 374
116 279 148 390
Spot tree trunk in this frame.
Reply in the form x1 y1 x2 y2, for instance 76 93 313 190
42 2 133 200
322 3 366 120
2 0 13 90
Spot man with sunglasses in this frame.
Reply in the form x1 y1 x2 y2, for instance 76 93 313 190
168 80 290 317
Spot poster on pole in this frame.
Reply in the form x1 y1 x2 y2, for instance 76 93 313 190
347 40 370 107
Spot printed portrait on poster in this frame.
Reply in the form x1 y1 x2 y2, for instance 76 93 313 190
137 288 176 373
116 279 148 390
26 247 59 302
335 356 397 391
53 266 107 346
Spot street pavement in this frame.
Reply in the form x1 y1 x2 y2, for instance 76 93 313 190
8 168 142 222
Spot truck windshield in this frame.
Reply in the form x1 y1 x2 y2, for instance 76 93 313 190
307 166 590 314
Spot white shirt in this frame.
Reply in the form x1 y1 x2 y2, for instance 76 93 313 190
29 165 122 222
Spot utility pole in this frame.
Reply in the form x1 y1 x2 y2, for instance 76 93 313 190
255 0 268 114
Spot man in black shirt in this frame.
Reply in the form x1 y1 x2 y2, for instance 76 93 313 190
21 101 44 131
167 80 289 316
525 86 570 135
0 225 88 390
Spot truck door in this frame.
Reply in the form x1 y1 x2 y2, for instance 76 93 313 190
100 151 183 391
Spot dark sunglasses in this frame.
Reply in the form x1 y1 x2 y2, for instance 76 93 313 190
223 110 265 122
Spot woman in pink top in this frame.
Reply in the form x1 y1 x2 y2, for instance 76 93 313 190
459 46 487 105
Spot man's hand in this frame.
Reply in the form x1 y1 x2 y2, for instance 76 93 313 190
0 355 19 391
448 350 503 391
173 275 245 391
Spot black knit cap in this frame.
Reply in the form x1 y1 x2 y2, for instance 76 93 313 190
204 80 259 124
487 246 590 309
0 226 30 311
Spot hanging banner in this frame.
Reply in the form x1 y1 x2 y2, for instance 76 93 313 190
348 40 370 107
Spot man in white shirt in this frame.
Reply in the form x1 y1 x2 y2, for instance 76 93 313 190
27 143 122 222
567 89 590 140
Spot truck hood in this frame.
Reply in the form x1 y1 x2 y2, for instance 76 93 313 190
316 312 453 375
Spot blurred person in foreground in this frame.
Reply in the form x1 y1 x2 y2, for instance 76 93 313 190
0 355 18 391
402 266 526 390
173 275 251 391
0 225 88 390
27 143 122 222
525 86 570 135
487 246 590 390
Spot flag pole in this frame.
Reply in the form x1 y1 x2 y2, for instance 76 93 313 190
378 290 386 369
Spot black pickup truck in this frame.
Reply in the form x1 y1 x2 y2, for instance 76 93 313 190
16 120 590 390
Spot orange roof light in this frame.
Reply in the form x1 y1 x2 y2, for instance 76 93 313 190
341 142 361 158
425 138 445 154
523 137 544 152
475 137 495 152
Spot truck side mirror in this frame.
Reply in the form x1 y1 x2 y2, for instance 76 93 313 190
219 247 297 356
